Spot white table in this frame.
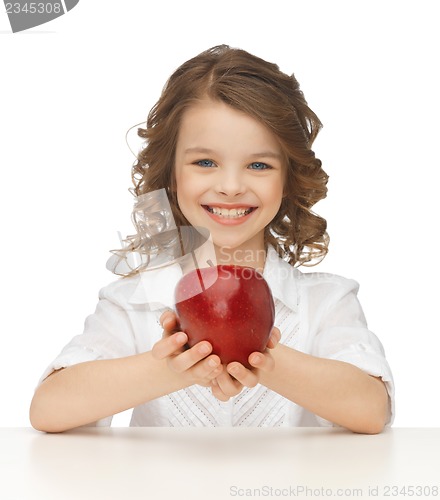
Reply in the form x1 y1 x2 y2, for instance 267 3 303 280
1 427 439 500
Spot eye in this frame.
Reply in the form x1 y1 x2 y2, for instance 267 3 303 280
248 162 272 170
195 159 216 168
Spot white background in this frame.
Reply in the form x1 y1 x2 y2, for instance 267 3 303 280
1 1 438 427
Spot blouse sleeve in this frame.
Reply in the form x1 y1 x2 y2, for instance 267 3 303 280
37 281 138 385
35 281 140 427
310 276 395 426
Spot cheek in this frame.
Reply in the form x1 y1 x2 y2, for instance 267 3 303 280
266 179 285 213
175 185 187 214
174 166 187 198
175 171 198 214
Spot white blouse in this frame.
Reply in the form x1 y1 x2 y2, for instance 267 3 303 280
37 246 395 427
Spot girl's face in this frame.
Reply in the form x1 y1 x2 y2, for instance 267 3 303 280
174 98 285 264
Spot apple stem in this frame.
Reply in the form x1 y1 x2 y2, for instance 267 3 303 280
188 250 205 291
195 267 205 291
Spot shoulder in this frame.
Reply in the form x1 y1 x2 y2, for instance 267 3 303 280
264 247 360 312
97 274 141 305
295 269 361 305
264 246 360 309
96 263 183 310
296 269 359 290
295 270 369 337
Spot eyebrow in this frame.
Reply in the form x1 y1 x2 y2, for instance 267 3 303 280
184 147 282 159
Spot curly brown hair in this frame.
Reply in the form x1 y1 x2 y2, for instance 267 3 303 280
121 44 328 272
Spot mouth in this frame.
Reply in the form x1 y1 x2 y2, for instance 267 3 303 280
202 205 257 219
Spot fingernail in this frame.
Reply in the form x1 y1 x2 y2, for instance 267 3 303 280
198 343 210 355
208 358 218 368
229 364 239 374
250 354 262 365
176 332 187 343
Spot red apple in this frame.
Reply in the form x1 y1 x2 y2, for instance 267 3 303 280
174 265 275 368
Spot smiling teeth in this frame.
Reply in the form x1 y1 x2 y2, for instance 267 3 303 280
207 206 253 218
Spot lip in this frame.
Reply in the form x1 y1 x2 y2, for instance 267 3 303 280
201 204 257 226
202 203 256 209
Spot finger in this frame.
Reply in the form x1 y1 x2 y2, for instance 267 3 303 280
167 341 213 373
190 354 223 382
227 362 259 388
210 379 230 402
215 369 244 397
151 331 187 360
248 350 275 372
266 327 281 349
160 310 179 332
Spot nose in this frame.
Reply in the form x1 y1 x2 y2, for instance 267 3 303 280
215 167 246 197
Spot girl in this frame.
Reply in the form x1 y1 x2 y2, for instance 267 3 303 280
30 45 394 433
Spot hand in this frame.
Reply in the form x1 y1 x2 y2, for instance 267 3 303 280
151 310 224 387
210 326 281 402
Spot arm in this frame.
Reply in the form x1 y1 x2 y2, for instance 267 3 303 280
224 344 389 434
264 344 388 433
30 352 181 433
30 318 223 433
